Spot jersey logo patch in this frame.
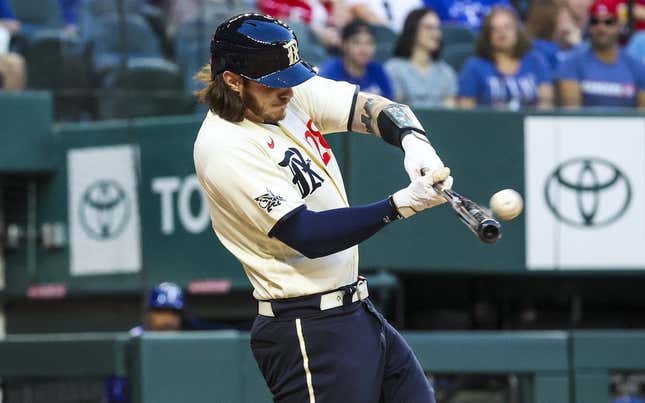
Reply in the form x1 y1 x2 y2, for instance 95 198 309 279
267 137 275 149
279 147 324 198
255 189 285 213
304 119 332 166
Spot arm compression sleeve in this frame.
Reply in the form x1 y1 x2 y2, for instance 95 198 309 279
269 198 400 259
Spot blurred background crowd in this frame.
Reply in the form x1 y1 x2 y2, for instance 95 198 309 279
0 0 644 122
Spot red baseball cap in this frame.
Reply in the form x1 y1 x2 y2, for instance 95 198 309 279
589 0 619 18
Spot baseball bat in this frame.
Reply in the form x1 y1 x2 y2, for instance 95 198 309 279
428 168 502 244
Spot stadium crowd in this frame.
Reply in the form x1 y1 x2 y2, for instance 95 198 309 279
0 0 643 119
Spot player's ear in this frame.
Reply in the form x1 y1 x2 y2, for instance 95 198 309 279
222 71 243 94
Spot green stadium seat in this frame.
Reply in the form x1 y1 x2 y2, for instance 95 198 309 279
9 0 63 44
175 22 211 94
79 0 143 36
98 57 194 119
24 29 93 120
370 25 397 62
9 0 61 27
442 42 474 73
87 14 162 72
441 25 476 46
82 0 142 17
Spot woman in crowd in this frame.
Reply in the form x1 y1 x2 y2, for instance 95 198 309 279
526 0 582 74
458 6 554 109
385 8 457 108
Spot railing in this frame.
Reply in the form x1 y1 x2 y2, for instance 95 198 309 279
2 330 642 403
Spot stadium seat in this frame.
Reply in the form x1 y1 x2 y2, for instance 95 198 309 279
9 0 63 39
87 13 162 72
24 29 93 120
371 25 397 62
81 0 142 17
175 21 211 94
441 25 476 46
175 42 207 95
174 7 253 97
97 57 194 119
442 42 474 73
79 0 143 36
9 0 61 27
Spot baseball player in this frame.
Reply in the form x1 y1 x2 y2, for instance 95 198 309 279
193 13 453 403
129 282 185 337
106 283 185 403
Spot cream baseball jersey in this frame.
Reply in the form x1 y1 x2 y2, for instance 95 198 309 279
194 76 359 300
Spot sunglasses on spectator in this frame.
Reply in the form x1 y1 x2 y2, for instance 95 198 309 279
589 17 617 26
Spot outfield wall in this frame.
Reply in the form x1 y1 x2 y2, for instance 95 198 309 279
4 108 645 298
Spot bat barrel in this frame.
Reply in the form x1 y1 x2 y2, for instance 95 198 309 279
477 218 502 244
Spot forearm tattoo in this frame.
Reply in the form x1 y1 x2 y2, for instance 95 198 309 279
360 98 377 134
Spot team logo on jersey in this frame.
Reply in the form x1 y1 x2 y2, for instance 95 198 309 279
279 147 324 198
304 119 332 166
267 137 275 149
283 39 300 66
255 189 285 213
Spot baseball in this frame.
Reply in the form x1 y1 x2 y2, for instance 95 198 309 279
489 189 523 221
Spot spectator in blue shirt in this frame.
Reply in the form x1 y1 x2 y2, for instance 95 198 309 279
423 0 511 31
627 31 645 64
559 0 645 108
318 19 394 99
0 0 20 35
458 6 554 109
0 0 25 91
59 0 80 34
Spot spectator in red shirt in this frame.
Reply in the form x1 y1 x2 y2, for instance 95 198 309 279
258 0 350 49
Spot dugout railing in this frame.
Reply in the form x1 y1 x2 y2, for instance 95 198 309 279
2 330 643 403
571 331 645 403
0 333 129 403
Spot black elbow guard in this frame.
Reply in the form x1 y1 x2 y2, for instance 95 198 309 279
376 103 427 148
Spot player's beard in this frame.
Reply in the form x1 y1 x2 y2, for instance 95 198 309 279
242 90 286 124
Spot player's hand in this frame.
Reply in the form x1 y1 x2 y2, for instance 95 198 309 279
391 167 453 218
401 132 445 181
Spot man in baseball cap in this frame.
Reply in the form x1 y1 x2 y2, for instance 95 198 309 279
558 0 645 107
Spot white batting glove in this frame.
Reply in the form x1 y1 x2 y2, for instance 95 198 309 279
401 133 445 181
391 167 453 218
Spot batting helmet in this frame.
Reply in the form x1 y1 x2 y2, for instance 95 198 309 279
209 13 315 88
148 282 184 311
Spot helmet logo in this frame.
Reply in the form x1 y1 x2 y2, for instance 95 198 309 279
283 39 300 66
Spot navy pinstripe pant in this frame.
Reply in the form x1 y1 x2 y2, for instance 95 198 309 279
250 297 435 403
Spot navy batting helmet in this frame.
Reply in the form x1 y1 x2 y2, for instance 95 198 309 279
148 282 184 311
209 13 315 88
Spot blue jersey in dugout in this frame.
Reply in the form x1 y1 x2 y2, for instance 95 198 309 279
558 47 645 108
318 57 394 100
457 51 552 108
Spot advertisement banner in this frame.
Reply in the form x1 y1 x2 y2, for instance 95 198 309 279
525 116 645 269
68 145 142 275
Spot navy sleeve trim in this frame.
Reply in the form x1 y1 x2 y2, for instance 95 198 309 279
271 198 400 258
346 85 360 132
268 204 307 238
